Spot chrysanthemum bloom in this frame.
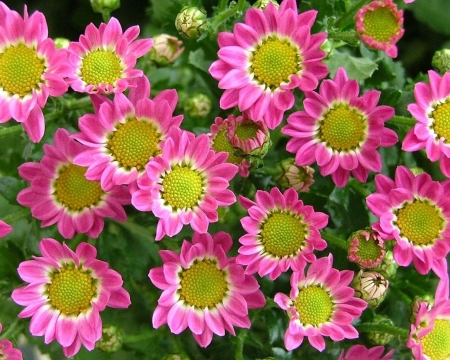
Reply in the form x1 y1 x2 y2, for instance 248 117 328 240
66 17 153 94
352 270 389 309
404 0 414 3
17 128 130 239
209 115 252 177
0 3 72 142
11 238 131 357
339 345 394 360
402 71 450 177
347 228 386 268
149 231 265 347
274 254 368 351
0 220 12 238
237 187 328 280
355 0 404 58
366 165 450 277
276 158 315 193
208 0 328 129
282 67 397 187
72 75 183 191
131 127 238 240
0 323 23 360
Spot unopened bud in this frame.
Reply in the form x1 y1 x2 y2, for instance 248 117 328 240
275 158 314 193
149 34 184 66
366 315 395 346
352 270 389 309
175 6 208 39
54 37 70 49
90 0 120 14
252 0 279 10
432 49 450 75
184 92 212 118
96 324 123 353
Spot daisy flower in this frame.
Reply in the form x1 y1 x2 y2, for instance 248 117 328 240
355 0 404 58
0 323 23 360
72 75 183 191
274 254 368 352
237 187 328 280
347 228 386 269
149 231 265 347
11 238 131 358
366 166 450 277
131 127 238 240
66 17 153 94
402 70 450 177
0 220 12 238
339 345 394 360
0 3 72 142
17 128 130 239
208 0 328 129
282 67 397 187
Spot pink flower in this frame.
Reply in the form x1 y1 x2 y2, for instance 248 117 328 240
17 128 130 239
366 166 450 277
237 187 328 280
149 231 265 347
0 220 12 238
404 0 415 3
402 70 450 177
282 67 397 187
0 3 72 142
11 238 131 357
72 75 183 191
274 254 368 351
67 17 153 94
0 323 23 360
209 0 328 129
339 345 394 360
131 127 238 240
355 0 404 58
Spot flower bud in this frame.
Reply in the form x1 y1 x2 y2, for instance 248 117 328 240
409 295 433 324
149 34 184 67
374 250 398 279
95 324 123 352
175 6 208 39
275 158 314 193
184 92 212 118
432 49 450 75
90 0 120 14
54 37 70 49
162 354 190 360
347 228 386 268
252 0 279 10
366 315 396 346
352 270 389 309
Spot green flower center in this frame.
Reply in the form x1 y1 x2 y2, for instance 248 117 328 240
251 37 300 90
81 50 122 86
107 118 162 171
362 7 401 42
260 212 307 257
54 164 104 211
161 165 203 210
421 319 450 360
0 44 45 97
319 104 366 151
431 101 450 143
294 285 333 326
47 264 97 316
235 121 260 141
395 200 444 246
211 128 244 165
355 237 383 263
179 259 228 308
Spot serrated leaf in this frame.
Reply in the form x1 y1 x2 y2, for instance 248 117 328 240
325 51 378 81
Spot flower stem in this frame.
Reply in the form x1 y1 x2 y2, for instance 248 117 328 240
235 328 248 360
320 231 348 251
356 322 409 339
334 0 372 28
328 30 360 46
1 208 30 224
388 115 416 128
210 0 247 32
348 178 372 198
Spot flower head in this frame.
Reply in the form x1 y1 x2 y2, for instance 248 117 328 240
149 34 184 67
0 323 23 360
282 67 397 187
355 0 404 58
0 220 12 238
0 3 72 142
149 231 265 347
17 128 130 239
131 127 238 240
339 345 394 360
67 17 153 94
347 228 386 268
72 75 183 191
366 166 450 277
209 0 328 129
237 187 328 280
11 238 131 357
402 70 450 177
274 254 367 351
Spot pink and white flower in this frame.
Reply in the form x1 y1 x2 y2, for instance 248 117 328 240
282 67 397 187
339 345 394 360
17 128 130 239
209 0 328 129
149 231 265 347
0 323 23 360
0 220 12 238
11 238 131 357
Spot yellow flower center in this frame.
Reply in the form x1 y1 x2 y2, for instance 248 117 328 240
431 101 450 143
395 200 444 246
161 165 203 210
294 285 333 326
81 50 122 86
319 104 366 151
355 237 383 263
211 128 244 165
235 121 260 141
421 319 450 360
179 259 228 308
362 6 401 42
53 164 104 212
107 118 162 171
260 212 307 257
47 264 97 316
0 44 45 97
251 37 300 90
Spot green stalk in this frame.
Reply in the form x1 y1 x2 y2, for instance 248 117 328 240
388 115 417 128
356 322 409 339
334 0 373 29
235 328 248 360
320 231 348 251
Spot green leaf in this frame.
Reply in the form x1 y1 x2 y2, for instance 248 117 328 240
325 51 378 81
188 48 212 72
410 0 450 36
0 177 25 204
